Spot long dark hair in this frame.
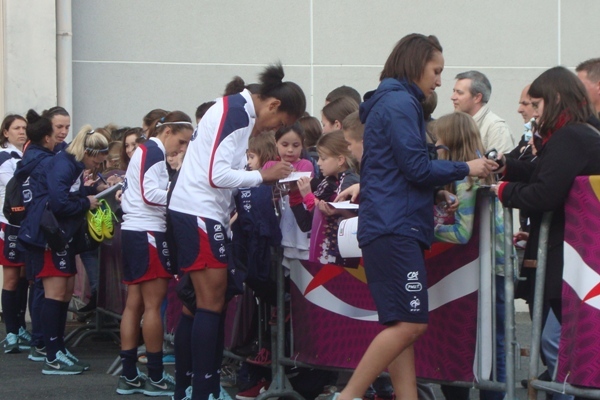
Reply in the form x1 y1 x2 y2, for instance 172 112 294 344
528 66 595 138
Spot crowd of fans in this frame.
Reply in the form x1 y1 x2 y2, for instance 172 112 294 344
1 33 600 400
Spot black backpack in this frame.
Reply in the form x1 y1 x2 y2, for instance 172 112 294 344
4 174 28 226
3 157 42 226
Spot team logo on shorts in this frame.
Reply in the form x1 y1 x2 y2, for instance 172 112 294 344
405 282 422 292
410 296 421 312
214 233 224 241
214 224 222 232
219 244 226 255
407 271 419 281
59 259 67 268
241 190 251 198
9 242 16 248
8 235 17 241
56 250 67 257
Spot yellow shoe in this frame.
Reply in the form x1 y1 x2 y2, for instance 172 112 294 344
99 199 117 239
87 207 104 242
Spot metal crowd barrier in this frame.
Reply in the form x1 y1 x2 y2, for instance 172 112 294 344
527 212 600 399
255 187 518 400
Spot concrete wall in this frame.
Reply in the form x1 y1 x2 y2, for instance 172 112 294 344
2 0 56 116
71 0 600 137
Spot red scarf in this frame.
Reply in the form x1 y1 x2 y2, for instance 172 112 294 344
542 110 572 145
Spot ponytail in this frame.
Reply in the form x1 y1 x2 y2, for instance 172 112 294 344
25 109 53 145
146 110 193 139
257 63 306 120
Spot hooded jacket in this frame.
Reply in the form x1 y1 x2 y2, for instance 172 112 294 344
18 147 91 249
358 78 470 248
16 144 55 248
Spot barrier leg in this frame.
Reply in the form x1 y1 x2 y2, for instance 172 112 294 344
503 208 516 400
256 248 303 400
528 212 552 400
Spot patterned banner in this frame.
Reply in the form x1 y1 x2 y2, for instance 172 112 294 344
290 211 482 381
558 176 600 387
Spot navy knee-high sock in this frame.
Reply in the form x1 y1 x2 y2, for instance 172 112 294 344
1 289 19 334
30 279 45 348
120 348 138 380
58 301 70 352
210 312 226 397
16 277 29 329
192 308 220 400
174 313 194 399
147 351 164 382
41 298 64 361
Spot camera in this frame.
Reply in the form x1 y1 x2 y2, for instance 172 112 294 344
485 148 504 170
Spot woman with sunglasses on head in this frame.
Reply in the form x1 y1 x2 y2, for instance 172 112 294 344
168 64 305 400
116 111 194 397
18 120 109 376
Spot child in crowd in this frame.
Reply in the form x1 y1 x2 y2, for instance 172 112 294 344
263 123 314 261
342 111 363 163
117 111 193 396
121 127 146 170
297 130 359 265
231 132 281 400
321 97 359 134
298 115 324 189
432 112 506 400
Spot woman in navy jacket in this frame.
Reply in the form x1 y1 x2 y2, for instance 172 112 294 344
333 34 495 400
19 121 108 376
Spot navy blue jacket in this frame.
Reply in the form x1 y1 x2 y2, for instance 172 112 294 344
18 148 91 249
16 144 56 248
358 78 470 247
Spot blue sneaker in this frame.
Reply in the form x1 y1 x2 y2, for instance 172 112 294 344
42 350 85 375
3 332 20 354
18 327 32 350
143 371 175 397
116 369 147 395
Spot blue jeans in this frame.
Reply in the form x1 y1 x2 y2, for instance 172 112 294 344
542 310 574 400
79 249 99 292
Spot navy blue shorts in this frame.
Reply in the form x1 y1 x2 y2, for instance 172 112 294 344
24 244 77 279
121 230 172 284
168 210 228 273
1 223 23 266
362 234 428 325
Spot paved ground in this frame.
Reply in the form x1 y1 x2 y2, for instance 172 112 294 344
0 312 540 399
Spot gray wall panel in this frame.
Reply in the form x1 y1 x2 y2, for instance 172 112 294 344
71 0 599 140
73 0 311 65
561 0 600 67
72 62 311 129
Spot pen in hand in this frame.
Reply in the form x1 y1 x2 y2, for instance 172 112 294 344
97 173 108 185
